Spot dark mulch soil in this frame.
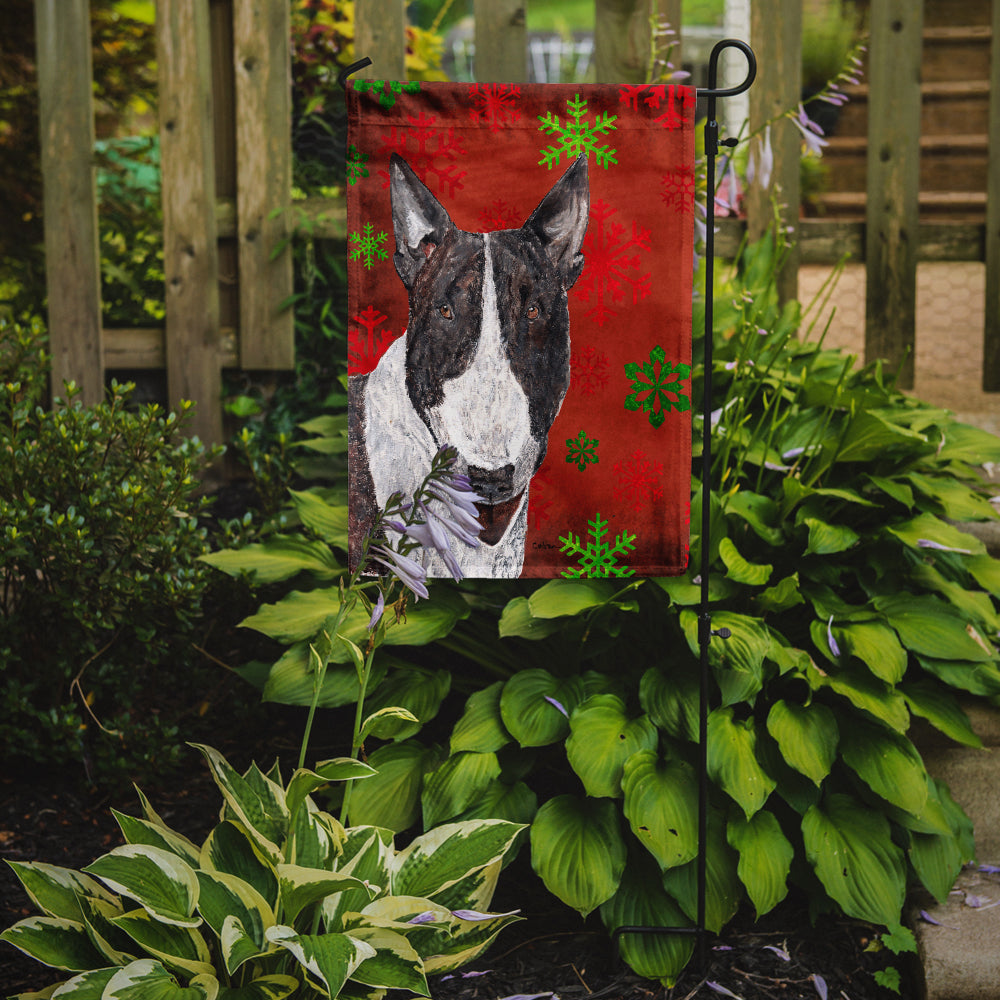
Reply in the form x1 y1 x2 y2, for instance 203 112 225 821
1 748 915 1000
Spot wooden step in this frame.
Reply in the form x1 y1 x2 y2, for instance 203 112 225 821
822 134 989 193
813 190 987 222
830 80 991 138
922 25 993 83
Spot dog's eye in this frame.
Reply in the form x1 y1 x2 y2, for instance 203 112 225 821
525 304 540 321
438 304 453 320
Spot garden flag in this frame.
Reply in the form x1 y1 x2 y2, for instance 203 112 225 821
347 80 696 579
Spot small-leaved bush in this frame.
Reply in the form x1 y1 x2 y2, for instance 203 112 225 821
207 233 1000 985
1 744 523 998
0 317 219 783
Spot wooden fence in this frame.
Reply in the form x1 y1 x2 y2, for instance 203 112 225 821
33 0 1000 445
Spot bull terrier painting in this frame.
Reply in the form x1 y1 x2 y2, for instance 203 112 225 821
349 152 590 578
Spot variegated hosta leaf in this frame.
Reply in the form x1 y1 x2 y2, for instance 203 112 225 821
214 974 299 1000
345 926 429 995
110 908 214 979
707 707 776 819
276 864 375 925
621 751 699 871
0 916 107 971
802 793 906 926
727 810 793 918
838 718 929 817
288 802 343 870
200 822 278 910
661 810 742 934
190 745 287 863
102 958 218 999
391 820 524 901
421 859 501 917
77 894 136 966
765 700 838 786
83 846 200 928
599 854 694 987
421 752 502 829
46 966 118 997
529 795 626 917
4 861 118 922
265 926 375 998
112 810 201 868
347 740 442 832
285 760 375 824
566 695 658 799
195 871 274 974
322 829 393 931
499 669 585 747
450 681 511 754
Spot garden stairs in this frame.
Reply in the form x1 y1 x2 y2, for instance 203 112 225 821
816 0 992 222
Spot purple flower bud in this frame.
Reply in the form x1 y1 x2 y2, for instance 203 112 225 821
812 974 828 1000
367 590 385 631
544 695 569 718
827 615 841 658
407 911 437 925
370 544 429 600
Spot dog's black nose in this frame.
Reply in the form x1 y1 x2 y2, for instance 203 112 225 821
467 464 515 503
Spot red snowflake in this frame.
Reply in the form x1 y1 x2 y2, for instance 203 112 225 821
661 167 695 213
348 305 400 375
378 112 468 199
479 199 522 232
469 83 522 132
613 450 665 513
573 199 651 327
570 344 611 396
618 84 694 130
527 462 554 529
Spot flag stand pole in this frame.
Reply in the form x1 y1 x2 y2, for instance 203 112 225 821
612 38 756 973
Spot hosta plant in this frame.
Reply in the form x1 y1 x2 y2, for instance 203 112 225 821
1 743 523 999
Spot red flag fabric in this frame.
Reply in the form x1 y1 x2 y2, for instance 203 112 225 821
347 80 695 579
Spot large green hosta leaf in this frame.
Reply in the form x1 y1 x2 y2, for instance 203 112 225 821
639 664 699 742
421 751 502 828
838 718 929 817
886 511 985 556
900 680 982 748
765 700 838 786
530 795 627 917
499 669 585 747
831 621 907 684
621 751 698 871
802 793 906 926
707 707 775 818
680 610 771 706
600 853 694 987
874 594 995 662
346 740 442 832
199 535 341 584
718 537 772 586
660 810 741 933
527 578 625 618
566 695 658 798
727 810 793 917
362 666 451 741
450 681 511 754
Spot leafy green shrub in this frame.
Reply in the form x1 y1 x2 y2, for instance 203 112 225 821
210 234 1000 985
0 317 220 782
1 743 523 998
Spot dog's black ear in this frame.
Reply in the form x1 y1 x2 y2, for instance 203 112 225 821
389 153 454 289
523 154 590 290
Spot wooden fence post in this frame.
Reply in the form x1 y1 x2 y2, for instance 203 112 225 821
233 0 294 370
474 0 527 82
983 0 1000 390
34 0 104 405
864 0 923 390
746 0 801 305
355 0 406 80
157 0 223 445
594 0 652 84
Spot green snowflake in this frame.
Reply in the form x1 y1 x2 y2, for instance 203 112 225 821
349 223 389 270
566 429 599 471
624 345 691 428
537 94 618 170
346 144 369 186
559 513 636 578
354 79 421 109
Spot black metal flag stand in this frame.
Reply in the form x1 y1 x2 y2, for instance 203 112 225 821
340 38 758 975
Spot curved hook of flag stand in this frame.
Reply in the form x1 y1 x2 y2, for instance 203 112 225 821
612 38 756 973
339 39 758 977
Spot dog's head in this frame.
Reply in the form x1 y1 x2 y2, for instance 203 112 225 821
389 152 589 544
